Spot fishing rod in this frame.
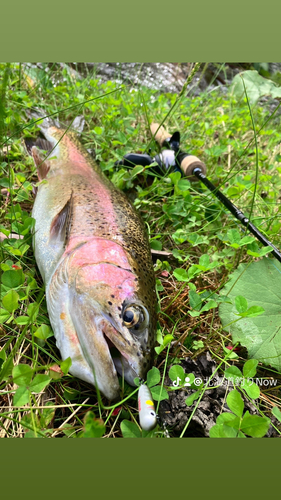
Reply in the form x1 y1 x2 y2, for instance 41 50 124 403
116 123 281 264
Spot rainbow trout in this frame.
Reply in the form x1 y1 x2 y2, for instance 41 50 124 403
28 125 157 399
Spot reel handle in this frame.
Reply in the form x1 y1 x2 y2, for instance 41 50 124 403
150 122 207 178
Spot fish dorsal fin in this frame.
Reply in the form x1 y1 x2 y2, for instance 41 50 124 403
31 145 51 181
50 191 73 247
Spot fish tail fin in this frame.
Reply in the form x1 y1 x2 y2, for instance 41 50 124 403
25 108 60 134
24 137 54 155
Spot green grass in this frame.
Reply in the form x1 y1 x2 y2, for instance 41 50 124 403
1 62 281 438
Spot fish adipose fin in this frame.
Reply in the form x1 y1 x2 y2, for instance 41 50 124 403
50 191 73 246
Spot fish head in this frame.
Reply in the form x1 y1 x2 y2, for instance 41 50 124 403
69 260 156 399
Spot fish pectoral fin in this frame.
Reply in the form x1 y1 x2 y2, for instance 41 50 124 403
31 145 51 181
50 191 73 246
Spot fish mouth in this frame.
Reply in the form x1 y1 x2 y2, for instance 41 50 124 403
70 295 140 399
102 329 138 387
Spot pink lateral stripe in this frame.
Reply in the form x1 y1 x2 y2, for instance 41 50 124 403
76 264 136 301
66 237 132 270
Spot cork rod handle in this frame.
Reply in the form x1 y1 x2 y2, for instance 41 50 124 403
150 123 171 147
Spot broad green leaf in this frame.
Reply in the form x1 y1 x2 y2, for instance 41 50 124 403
27 302 39 320
243 359 258 378
13 386 30 406
257 246 274 257
189 290 202 311
24 430 45 438
185 390 200 407
83 412 106 438
1 269 25 288
162 334 174 347
14 316 30 325
0 357 13 381
121 420 141 438
169 172 181 185
34 324 53 340
173 268 189 282
94 126 103 135
172 229 189 245
177 179 190 191
222 346 239 360
272 406 281 423
130 165 144 178
60 357 72 375
29 374 51 393
209 423 237 438
224 415 241 430
216 412 237 424
154 334 173 354
168 365 185 385
150 240 162 251
224 366 243 384
63 387 79 400
200 300 217 312
2 290 19 313
12 364 33 386
219 259 281 371
147 366 160 388
226 389 244 418
237 431 247 438
61 424 77 437
242 379 260 399
235 295 248 314
199 254 210 267
0 308 10 323
240 411 270 437
239 236 256 246
241 306 265 318
142 429 156 438
150 385 169 402
227 229 240 244
231 70 281 105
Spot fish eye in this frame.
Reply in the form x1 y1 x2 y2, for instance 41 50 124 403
122 304 148 331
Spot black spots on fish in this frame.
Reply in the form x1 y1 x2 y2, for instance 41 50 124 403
118 306 121 311
111 294 115 298
137 352 141 357
108 312 112 317
108 301 112 306
119 314 122 319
